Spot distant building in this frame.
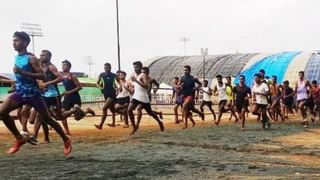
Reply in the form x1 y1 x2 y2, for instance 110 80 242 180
145 51 320 87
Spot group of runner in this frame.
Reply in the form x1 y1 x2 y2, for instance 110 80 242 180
0 31 319 155
172 68 320 131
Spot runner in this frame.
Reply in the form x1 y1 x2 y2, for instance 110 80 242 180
114 70 130 128
226 76 238 122
310 80 320 123
95 63 117 129
269 75 285 122
251 73 271 130
233 75 251 130
60 60 95 134
179 65 203 129
213 75 232 125
128 66 164 135
136 76 163 128
295 71 311 128
282 80 295 119
172 77 183 124
0 31 71 155
200 79 216 121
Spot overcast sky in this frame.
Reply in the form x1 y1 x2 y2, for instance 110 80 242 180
1 0 319 76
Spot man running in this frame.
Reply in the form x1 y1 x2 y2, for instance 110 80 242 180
282 80 295 119
310 80 320 123
95 63 117 129
179 65 203 129
114 70 130 128
252 73 271 130
213 75 232 125
172 77 183 124
33 49 63 142
0 31 71 155
136 76 163 128
226 76 238 122
60 60 95 134
233 75 251 130
295 71 311 128
269 75 285 122
200 79 216 121
128 66 164 135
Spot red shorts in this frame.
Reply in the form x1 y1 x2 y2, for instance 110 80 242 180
183 96 194 102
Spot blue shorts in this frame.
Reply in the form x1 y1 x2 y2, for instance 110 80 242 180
9 92 47 111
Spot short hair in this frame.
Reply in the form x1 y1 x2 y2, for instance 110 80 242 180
272 75 277 80
119 71 126 76
174 77 179 81
226 76 231 79
239 75 245 80
184 65 191 71
265 76 270 79
41 50 52 59
299 71 304 75
13 31 31 46
142 67 149 74
259 69 265 74
254 73 261 78
203 80 208 83
62 60 72 68
104 63 111 67
133 61 143 67
216 74 222 79
283 80 289 85
312 80 317 84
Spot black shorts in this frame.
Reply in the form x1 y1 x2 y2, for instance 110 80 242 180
201 100 212 107
284 98 294 107
62 97 81 110
219 100 227 107
43 96 61 110
235 101 249 113
131 98 153 114
104 94 117 101
116 96 130 105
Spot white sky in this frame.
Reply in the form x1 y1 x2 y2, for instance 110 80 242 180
1 0 320 77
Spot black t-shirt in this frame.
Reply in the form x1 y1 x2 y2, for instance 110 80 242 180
180 75 196 96
284 87 294 101
233 85 251 104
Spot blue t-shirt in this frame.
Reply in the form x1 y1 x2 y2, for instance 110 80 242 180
15 54 40 97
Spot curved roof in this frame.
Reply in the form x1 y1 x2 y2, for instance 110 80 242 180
147 53 256 85
146 51 320 88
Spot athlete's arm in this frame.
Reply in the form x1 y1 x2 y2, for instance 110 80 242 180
63 74 82 96
44 64 63 87
151 79 160 93
96 73 103 89
14 56 45 80
133 74 149 89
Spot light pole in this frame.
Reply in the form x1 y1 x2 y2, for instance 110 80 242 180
201 48 208 80
84 56 94 78
20 23 43 54
180 37 190 57
116 0 121 71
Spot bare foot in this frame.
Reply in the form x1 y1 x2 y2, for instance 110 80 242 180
94 124 102 130
107 123 116 128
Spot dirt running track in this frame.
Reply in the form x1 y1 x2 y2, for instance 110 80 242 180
0 113 320 179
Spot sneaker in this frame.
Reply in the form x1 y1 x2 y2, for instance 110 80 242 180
7 136 28 154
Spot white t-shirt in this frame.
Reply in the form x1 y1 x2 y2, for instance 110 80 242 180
253 83 269 105
202 87 211 102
